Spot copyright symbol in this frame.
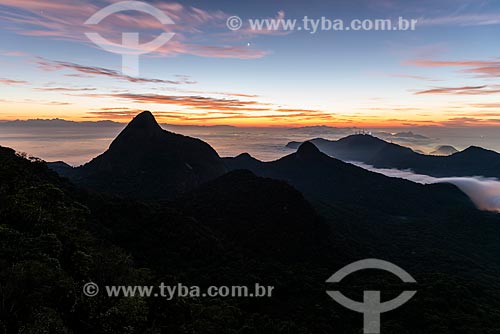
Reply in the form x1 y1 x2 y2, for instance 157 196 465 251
83 282 99 297
226 16 243 31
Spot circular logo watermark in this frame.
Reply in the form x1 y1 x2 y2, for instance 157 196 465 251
226 16 243 31
84 1 175 77
83 282 99 297
326 259 417 334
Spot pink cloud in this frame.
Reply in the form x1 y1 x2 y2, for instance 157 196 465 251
0 50 30 57
406 60 497 67
0 0 273 60
406 59 500 78
0 78 28 85
414 85 500 95
389 73 439 82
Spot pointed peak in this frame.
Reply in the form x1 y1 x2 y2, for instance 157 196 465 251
119 110 164 136
296 141 322 159
127 111 161 129
108 111 164 149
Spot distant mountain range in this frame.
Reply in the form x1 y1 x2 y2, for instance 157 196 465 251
0 118 121 127
286 134 500 178
0 118 237 130
373 131 433 145
430 145 459 156
224 141 474 216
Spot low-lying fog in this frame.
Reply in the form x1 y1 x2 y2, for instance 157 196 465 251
352 162 500 213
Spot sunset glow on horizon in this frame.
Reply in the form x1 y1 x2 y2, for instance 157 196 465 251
2 0 500 128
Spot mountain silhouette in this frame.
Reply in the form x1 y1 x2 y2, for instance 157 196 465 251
56 111 227 198
4 135 500 333
430 145 458 156
287 134 414 162
287 134 500 178
225 141 474 216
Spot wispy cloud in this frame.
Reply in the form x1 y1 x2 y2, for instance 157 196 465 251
35 87 97 92
92 93 270 112
74 90 335 123
80 93 332 118
470 103 500 109
0 0 273 59
413 85 500 95
406 60 495 67
275 108 324 114
163 43 270 59
36 58 196 85
41 101 72 106
0 78 28 85
84 108 337 123
418 14 500 27
0 50 30 57
389 73 440 82
0 98 71 106
406 58 500 96
158 88 259 99
406 59 500 78
443 117 500 126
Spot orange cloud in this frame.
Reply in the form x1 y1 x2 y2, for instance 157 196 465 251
275 108 324 113
80 93 334 121
470 103 500 109
106 93 269 112
85 109 338 124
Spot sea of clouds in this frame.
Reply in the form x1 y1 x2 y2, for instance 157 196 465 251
352 162 500 213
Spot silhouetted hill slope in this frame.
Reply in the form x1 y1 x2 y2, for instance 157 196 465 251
177 170 330 261
287 135 416 162
47 160 75 178
225 142 475 216
221 152 262 170
287 134 500 177
59 111 227 199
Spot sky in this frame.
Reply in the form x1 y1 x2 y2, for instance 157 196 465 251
2 0 500 127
